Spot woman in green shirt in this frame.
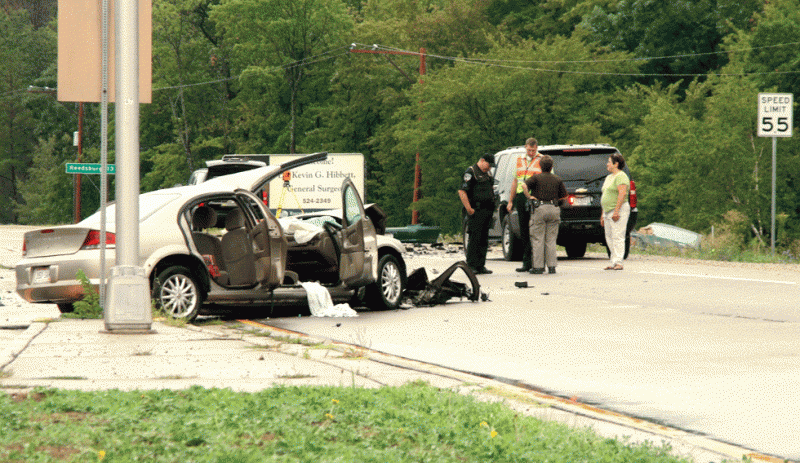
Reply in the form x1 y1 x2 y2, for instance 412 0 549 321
600 153 630 270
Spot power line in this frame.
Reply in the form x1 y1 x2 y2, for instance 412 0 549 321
7 40 800 100
363 41 800 65
155 76 238 91
359 42 800 77
153 46 350 92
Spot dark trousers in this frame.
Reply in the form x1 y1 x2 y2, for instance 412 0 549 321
466 207 493 269
513 195 532 268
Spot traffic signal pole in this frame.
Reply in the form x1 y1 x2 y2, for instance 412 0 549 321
349 45 427 225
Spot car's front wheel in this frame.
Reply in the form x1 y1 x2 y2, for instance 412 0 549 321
365 254 404 310
153 266 202 321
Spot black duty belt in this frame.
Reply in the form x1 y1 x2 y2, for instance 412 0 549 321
473 201 495 209
530 199 558 207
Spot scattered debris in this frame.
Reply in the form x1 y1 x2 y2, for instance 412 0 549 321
631 222 702 250
404 261 482 306
404 243 463 255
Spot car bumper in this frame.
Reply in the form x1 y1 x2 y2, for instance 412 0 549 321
15 253 113 304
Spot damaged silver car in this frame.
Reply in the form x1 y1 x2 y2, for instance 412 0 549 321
16 152 407 320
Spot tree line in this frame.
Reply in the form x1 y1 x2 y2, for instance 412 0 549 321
2 0 800 255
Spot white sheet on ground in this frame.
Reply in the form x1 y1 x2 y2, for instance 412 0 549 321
300 281 358 317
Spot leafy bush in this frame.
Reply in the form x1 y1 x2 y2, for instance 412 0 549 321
61 269 103 319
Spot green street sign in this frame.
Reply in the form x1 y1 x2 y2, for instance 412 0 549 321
66 163 116 174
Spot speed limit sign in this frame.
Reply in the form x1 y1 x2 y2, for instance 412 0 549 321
757 93 793 137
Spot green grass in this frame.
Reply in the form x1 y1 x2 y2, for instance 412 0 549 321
626 243 796 264
585 241 798 264
0 384 701 463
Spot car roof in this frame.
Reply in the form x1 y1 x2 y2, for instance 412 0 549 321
205 159 267 168
496 143 617 154
198 152 328 193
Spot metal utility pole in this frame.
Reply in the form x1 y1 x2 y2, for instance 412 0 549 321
349 45 427 225
103 0 152 332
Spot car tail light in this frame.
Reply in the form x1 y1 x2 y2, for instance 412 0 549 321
80 230 116 250
629 180 637 208
262 189 269 206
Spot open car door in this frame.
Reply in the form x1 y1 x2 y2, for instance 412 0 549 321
339 178 377 287
235 190 286 288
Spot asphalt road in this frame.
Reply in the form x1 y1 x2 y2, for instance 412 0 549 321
262 248 800 460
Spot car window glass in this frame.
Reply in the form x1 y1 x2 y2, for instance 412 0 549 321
549 154 608 181
343 185 361 225
241 194 266 222
188 169 206 185
495 153 516 192
206 164 261 180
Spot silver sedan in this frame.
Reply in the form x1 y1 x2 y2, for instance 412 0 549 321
16 153 407 320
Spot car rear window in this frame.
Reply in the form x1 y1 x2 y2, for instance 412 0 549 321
206 164 261 180
541 148 618 182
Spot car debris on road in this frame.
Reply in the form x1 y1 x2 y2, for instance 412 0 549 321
403 261 485 306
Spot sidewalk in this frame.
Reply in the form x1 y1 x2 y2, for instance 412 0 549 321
0 317 775 463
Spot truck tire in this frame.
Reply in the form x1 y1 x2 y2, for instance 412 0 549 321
502 216 522 261
565 241 587 259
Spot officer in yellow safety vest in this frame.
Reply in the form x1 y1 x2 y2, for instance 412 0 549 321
506 138 542 272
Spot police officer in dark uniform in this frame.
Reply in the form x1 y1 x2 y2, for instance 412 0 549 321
458 153 496 275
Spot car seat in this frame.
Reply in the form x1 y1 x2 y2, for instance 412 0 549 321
191 206 229 285
220 208 257 287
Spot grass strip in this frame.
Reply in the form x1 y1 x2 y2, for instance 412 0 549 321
0 383 700 462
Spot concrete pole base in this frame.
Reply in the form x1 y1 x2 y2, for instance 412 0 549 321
103 265 152 332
